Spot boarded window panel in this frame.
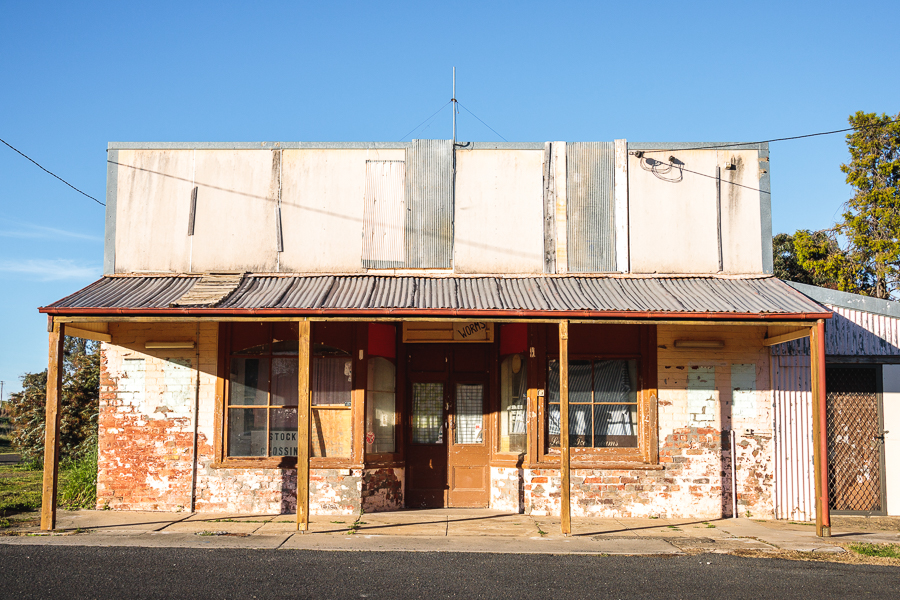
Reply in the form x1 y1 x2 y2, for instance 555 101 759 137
567 142 616 273
406 139 453 268
362 160 406 268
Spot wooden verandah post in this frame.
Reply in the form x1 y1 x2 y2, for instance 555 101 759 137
296 318 311 531
810 318 831 537
40 321 65 531
559 320 571 536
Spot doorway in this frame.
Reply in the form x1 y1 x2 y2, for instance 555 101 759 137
826 364 887 514
405 344 491 508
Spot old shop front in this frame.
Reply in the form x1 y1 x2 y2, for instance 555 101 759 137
36 138 833 536
40 273 830 533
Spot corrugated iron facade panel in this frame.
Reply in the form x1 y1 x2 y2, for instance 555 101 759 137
45 275 827 315
405 139 453 269
771 305 900 356
567 142 616 273
361 160 406 269
773 355 815 521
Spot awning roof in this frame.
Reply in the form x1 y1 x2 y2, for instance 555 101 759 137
40 274 831 320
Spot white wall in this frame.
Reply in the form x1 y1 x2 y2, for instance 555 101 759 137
280 149 404 273
882 365 900 515
454 149 544 274
628 149 763 274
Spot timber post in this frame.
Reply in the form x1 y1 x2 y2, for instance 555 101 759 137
559 320 571 536
296 318 311 531
40 321 65 531
810 319 831 537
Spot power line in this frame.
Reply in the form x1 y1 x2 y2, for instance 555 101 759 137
0 137 105 206
638 116 900 154
457 102 508 142
398 101 452 142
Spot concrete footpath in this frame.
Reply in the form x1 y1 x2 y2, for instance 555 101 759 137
2 510 898 555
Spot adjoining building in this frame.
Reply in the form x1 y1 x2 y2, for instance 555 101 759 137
772 282 900 519
38 139 835 535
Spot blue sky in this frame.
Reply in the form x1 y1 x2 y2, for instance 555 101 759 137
1 1 897 395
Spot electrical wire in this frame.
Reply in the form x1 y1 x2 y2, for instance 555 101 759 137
457 102 508 142
398 101 452 142
637 116 900 154
0 137 105 206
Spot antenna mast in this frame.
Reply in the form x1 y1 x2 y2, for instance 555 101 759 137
452 67 457 144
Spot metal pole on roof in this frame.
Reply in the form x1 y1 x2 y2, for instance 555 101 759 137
452 67 457 144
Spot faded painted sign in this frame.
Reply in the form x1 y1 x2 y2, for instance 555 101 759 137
688 367 715 425
731 364 757 419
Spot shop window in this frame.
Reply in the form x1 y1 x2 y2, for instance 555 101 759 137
547 359 638 449
227 323 300 458
224 323 352 460
499 353 527 454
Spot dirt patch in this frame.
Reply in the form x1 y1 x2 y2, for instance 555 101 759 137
729 546 900 567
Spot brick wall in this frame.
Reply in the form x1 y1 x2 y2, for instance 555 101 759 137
97 322 365 515
524 324 775 519
490 467 523 512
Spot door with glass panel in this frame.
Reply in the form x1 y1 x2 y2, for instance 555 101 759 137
447 377 490 507
405 344 491 508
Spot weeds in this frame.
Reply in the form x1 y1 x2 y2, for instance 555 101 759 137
59 447 97 509
848 543 900 559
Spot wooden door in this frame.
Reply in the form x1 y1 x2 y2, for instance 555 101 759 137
405 344 491 508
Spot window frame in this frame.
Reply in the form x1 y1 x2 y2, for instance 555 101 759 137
534 324 658 467
213 322 365 470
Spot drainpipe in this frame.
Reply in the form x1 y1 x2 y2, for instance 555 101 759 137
189 322 201 512
730 429 738 518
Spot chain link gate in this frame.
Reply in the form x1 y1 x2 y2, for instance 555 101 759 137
825 366 886 514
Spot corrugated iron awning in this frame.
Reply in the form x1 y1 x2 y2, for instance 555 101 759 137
41 274 831 320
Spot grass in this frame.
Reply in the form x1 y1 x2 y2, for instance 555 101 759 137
1 453 97 520
847 543 900 559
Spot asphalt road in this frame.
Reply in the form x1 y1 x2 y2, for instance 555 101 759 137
1 546 898 599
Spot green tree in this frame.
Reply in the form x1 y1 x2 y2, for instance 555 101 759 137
795 111 900 299
773 231 840 287
7 338 100 465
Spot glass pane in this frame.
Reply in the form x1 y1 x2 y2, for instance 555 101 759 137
311 408 351 457
412 383 443 444
366 358 396 454
270 408 298 456
455 384 484 444
547 403 560 447
312 357 352 406
569 361 592 403
228 408 267 456
547 359 592 403
369 392 396 453
230 357 269 405
569 404 592 447
593 360 637 404
271 357 299 406
499 355 527 454
594 403 638 447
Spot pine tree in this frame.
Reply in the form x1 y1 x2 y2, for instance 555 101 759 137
795 111 900 299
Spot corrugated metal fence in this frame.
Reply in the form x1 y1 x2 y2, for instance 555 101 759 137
773 355 815 520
